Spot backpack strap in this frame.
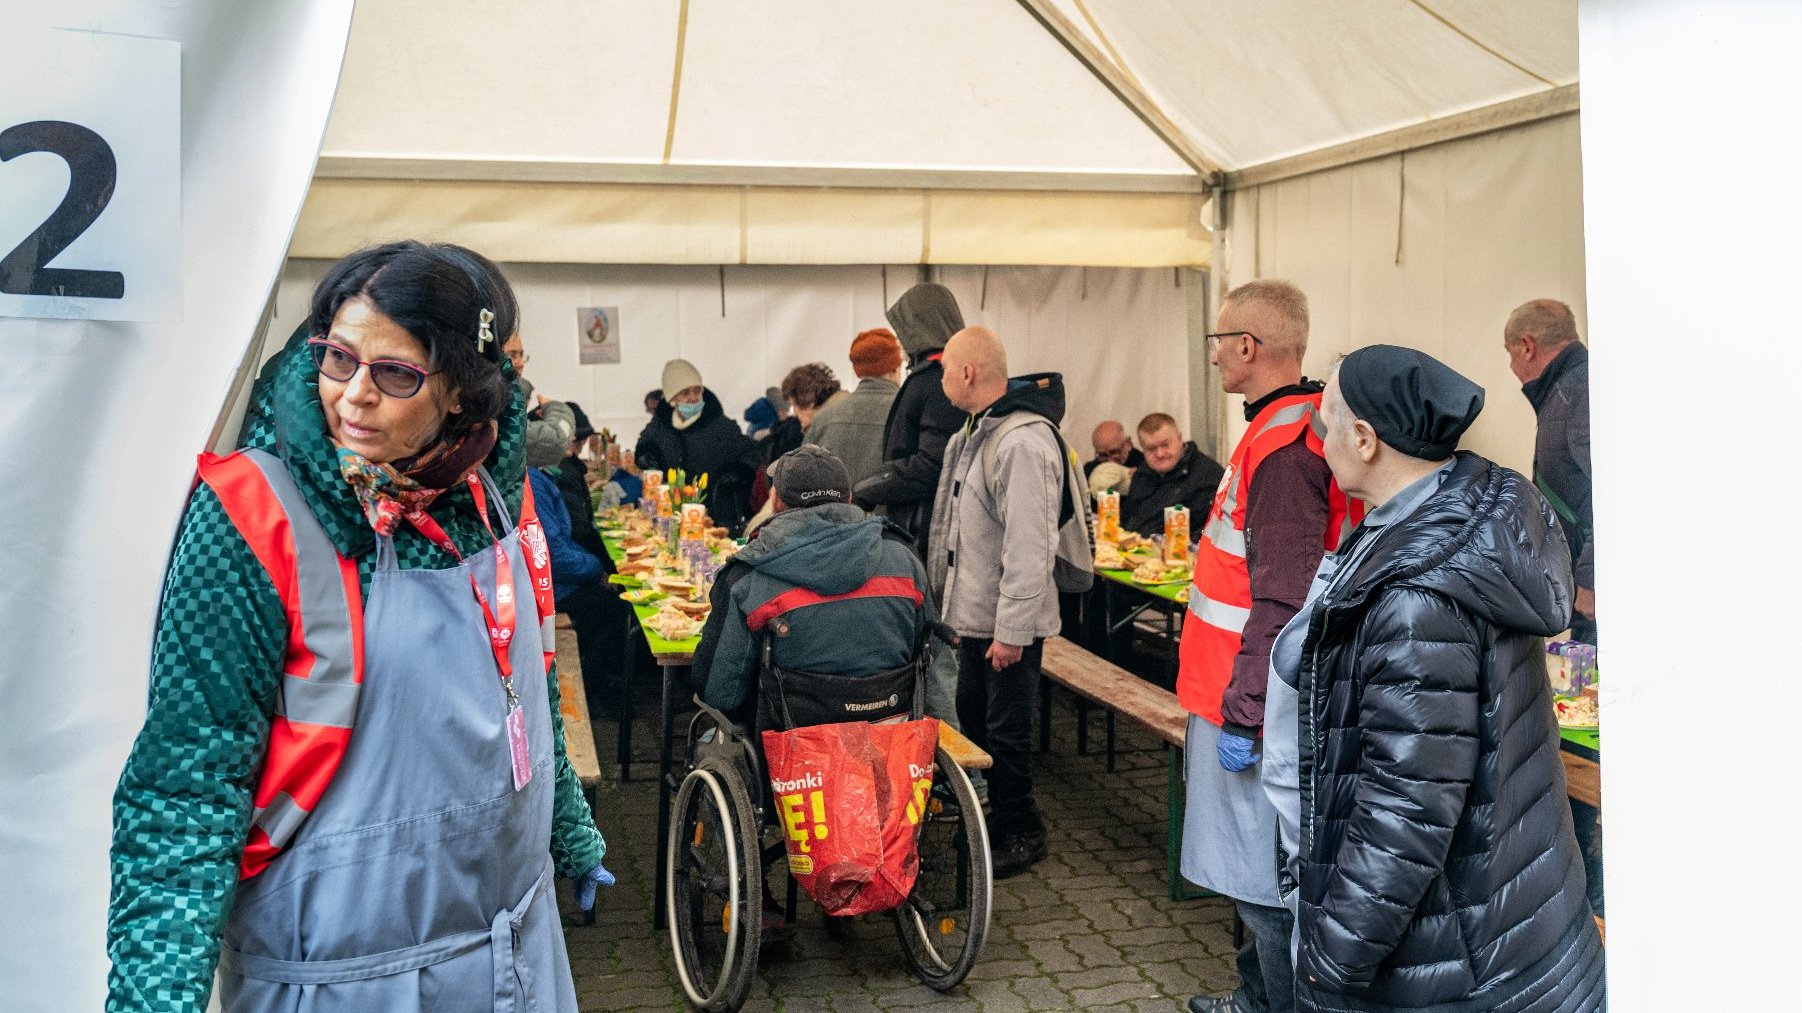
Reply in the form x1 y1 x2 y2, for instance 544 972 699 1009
979 414 1079 527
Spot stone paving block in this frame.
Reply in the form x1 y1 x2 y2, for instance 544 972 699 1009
576 983 680 1011
1063 930 1127 968
1052 962 1150 990
1104 924 1191 949
1010 916 1092 942
1020 936 1085 973
1068 980 1163 1007
1136 956 1208 998
1009 975 1077 1011
964 978 1031 1013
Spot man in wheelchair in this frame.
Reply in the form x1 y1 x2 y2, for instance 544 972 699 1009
692 444 935 730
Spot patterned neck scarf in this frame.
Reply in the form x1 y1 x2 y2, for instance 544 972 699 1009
336 421 499 537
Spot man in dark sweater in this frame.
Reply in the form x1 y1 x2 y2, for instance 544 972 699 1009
1505 297 1604 919
1119 413 1225 536
1083 420 1146 478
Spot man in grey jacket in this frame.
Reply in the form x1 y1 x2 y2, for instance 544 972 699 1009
929 326 1067 879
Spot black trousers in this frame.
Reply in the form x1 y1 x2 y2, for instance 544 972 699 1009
955 636 1045 837
561 581 629 718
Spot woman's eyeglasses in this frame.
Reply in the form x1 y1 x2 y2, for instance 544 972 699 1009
308 337 440 399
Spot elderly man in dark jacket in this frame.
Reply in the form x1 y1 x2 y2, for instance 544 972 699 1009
637 358 760 533
693 446 934 723
1119 412 1225 536
1261 345 1604 1013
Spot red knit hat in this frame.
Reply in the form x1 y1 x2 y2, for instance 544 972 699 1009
848 328 903 378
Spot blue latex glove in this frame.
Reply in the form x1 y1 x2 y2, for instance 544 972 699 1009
576 862 617 912
1216 731 1258 772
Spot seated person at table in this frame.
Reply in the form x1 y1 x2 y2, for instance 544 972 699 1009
525 403 606 605
1120 412 1225 537
691 445 935 725
1083 419 1145 479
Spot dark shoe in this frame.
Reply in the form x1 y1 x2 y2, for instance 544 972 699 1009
1186 994 1250 1013
990 829 1048 880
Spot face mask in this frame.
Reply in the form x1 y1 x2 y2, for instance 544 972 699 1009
676 400 703 420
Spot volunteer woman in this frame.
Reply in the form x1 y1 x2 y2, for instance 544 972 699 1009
108 241 611 1011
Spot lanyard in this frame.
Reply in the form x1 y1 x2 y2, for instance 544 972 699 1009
407 475 519 706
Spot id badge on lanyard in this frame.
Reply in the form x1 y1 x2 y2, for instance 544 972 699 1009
409 476 532 791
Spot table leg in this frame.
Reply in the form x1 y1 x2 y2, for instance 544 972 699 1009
653 662 682 930
618 626 642 782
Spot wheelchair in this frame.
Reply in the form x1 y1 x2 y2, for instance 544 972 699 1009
665 619 991 1012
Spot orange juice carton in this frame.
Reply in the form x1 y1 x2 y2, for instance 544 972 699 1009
1163 506 1191 564
1097 491 1121 544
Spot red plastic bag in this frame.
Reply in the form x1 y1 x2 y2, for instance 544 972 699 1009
761 717 939 916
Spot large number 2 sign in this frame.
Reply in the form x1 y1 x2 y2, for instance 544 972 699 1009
0 29 179 322
0 121 125 299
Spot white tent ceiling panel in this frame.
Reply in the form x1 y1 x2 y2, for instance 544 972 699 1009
1056 0 1576 169
324 0 679 162
322 0 1191 179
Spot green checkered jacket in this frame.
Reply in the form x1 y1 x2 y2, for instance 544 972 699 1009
106 336 606 1012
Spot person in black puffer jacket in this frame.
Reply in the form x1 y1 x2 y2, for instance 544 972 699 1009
636 358 760 534
1274 346 1603 1013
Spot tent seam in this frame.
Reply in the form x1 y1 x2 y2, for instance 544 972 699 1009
1406 0 1557 87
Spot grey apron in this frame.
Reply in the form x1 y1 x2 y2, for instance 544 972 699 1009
218 465 576 1012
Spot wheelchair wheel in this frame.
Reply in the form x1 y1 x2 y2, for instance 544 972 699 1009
893 745 991 990
667 755 762 1012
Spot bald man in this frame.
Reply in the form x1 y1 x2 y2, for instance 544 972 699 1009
1084 420 1145 478
927 327 1079 879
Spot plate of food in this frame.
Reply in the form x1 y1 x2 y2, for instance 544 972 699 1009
1131 559 1191 585
654 575 699 599
646 603 703 642
1093 546 1128 571
619 587 666 605
667 597 711 620
1552 694 1599 729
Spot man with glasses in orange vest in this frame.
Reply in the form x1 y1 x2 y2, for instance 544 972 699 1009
1181 281 1362 1013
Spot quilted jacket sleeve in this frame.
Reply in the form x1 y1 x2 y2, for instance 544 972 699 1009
545 659 606 879
108 484 284 1013
1297 587 1482 994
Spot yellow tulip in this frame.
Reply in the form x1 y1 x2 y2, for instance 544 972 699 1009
667 468 677 485
698 473 709 491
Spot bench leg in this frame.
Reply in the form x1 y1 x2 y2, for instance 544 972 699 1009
1039 680 1053 753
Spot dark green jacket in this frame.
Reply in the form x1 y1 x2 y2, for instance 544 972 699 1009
107 335 605 1012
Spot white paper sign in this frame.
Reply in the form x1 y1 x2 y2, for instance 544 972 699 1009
0 30 180 321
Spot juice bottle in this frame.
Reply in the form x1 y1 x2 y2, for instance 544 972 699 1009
1097 491 1120 544
1163 506 1191 564
680 502 706 542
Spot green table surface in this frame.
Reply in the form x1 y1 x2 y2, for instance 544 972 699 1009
598 521 705 657
1096 565 1189 603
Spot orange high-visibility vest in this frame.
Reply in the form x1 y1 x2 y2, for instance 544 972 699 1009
196 449 554 878
1176 394 1362 725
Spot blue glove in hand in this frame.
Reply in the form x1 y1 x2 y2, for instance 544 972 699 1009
576 862 616 912
1216 731 1258 772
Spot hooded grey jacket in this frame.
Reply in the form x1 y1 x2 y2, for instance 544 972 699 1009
928 374 1068 646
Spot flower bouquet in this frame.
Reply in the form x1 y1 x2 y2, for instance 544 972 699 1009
665 469 710 509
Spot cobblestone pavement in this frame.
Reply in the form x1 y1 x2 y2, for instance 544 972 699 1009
555 662 1240 1013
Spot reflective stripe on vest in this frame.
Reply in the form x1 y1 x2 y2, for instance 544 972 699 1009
1186 588 1250 634
198 448 366 877
1176 393 1364 724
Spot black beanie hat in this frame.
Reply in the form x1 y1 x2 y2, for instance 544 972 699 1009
771 445 853 508
1336 344 1485 460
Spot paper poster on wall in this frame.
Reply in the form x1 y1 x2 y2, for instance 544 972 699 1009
577 305 620 364
0 30 181 322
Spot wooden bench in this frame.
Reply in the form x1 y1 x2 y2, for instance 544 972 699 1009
938 720 993 770
553 628 602 803
1038 635 1197 900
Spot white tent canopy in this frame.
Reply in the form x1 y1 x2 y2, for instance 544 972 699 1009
297 0 1578 268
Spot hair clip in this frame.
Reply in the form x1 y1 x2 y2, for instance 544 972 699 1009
476 308 495 351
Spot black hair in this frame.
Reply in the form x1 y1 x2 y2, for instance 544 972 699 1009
308 241 514 440
644 389 665 411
